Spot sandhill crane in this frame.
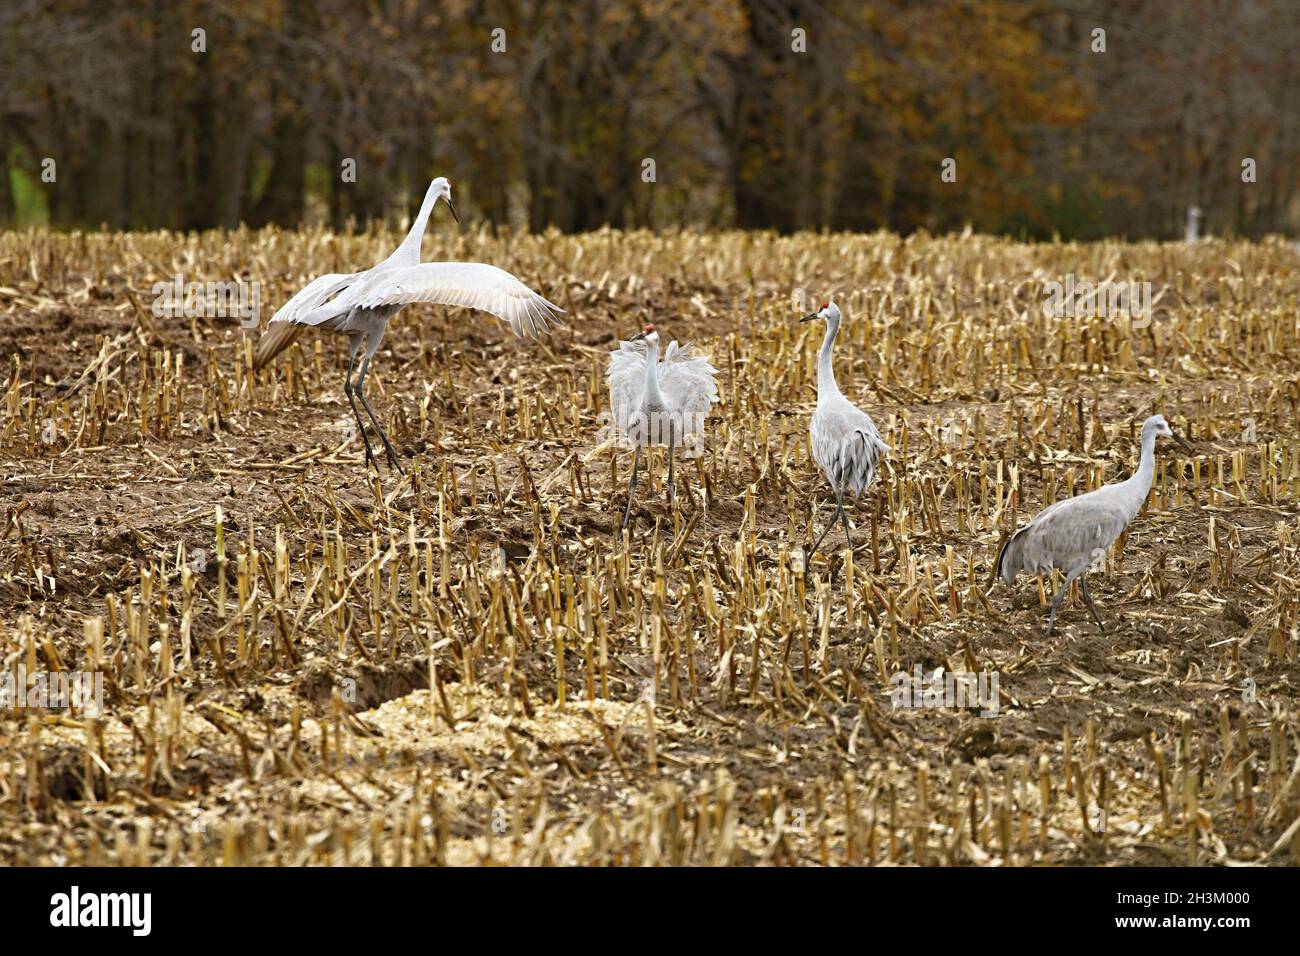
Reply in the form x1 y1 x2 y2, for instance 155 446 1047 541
252 176 563 473
802 302 889 556
1185 205 1203 243
997 414 1191 635
607 325 719 529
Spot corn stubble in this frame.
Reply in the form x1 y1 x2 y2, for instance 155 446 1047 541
1 226 1298 866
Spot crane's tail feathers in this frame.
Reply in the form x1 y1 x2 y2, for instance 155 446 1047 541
252 322 306 372
852 428 890 456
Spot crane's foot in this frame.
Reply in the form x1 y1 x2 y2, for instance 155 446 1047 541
801 546 846 580
373 430 405 474
806 542 855 562
361 443 380 473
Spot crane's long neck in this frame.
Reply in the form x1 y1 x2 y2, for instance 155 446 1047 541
389 187 438 266
816 316 842 398
1120 427 1159 513
641 340 664 406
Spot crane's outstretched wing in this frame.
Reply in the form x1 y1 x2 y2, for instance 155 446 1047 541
308 262 563 340
271 272 363 325
607 339 649 430
657 342 719 436
253 271 362 370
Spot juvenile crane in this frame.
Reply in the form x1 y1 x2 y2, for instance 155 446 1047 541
802 302 889 556
607 325 719 529
997 414 1191 635
253 176 563 473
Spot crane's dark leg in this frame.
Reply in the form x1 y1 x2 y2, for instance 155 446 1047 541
1045 570 1079 637
343 335 379 472
622 445 642 530
355 334 404 474
808 503 837 557
804 494 822 556
810 471 848 557
1079 574 1106 634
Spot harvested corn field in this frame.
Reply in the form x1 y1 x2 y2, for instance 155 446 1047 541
2 227 1299 866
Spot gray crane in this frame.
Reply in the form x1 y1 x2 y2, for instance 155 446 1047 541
607 325 719 528
253 176 563 473
997 413 1191 635
801 302 889 556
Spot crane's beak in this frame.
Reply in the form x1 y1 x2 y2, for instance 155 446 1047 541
444 196 460 223
799 313 820 323
629 331 647 341
1170 430 1193 454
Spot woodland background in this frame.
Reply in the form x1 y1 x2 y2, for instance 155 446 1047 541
0 0 1296 239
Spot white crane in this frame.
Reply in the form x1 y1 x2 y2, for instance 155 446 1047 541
1185 205 1203 243
253 176 563 473
607 324 719 529
802 301 889 556
997 414 1191 635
